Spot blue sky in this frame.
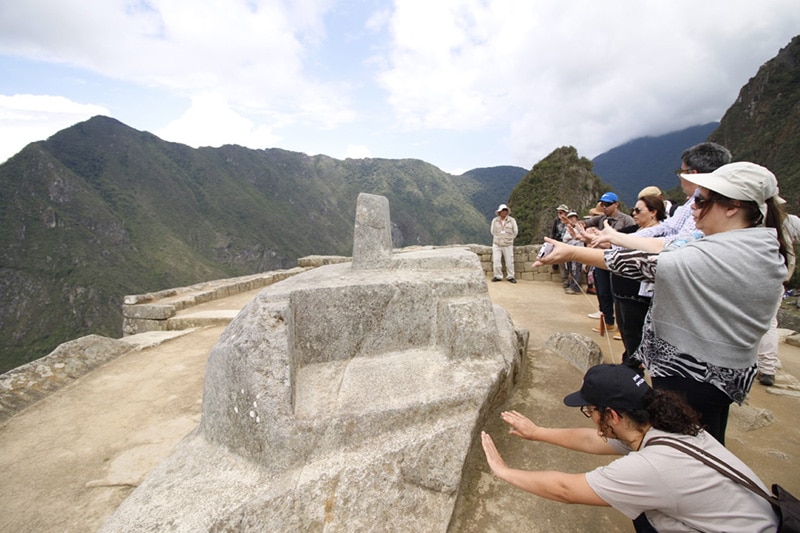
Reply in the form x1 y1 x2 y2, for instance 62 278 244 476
1 0 799 174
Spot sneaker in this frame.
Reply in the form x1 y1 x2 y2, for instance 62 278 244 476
587 311 602 319
593 324 616 333
759 374 775 386
613 333 622 341
564 287 578 295
508 278 517 284
491 277 502 282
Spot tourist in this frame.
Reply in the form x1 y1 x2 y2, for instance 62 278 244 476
611 194 666 363
481 364 779 532
533 162 788 444
757 212 800 385
551 205 571 289
581 192 635 333
491 204 519 283
562 211 584 294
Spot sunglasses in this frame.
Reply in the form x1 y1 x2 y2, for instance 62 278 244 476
632 207 643 214
675 168 695 177
693 193 713 209
600 202 614 208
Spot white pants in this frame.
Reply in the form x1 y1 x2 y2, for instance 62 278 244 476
492 245 515 279
757 309 780 376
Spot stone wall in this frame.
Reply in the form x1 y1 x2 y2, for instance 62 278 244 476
469 243 558 281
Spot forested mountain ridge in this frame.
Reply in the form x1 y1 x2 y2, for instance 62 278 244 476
0 117 490 371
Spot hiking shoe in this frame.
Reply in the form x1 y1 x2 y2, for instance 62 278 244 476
759 374 775 386
508 278 517 284
587 311 602 319
613 333 622 340
593 324 616 333
491 277 502 282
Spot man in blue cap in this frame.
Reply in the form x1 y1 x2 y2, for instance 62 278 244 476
582 192 634 333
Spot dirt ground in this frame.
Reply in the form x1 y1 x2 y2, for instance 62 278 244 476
0 279 797 532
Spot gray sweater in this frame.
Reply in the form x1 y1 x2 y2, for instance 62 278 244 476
651 228 786 369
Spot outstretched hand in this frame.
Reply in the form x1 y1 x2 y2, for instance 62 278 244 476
481 431 507 477
590 220 619 248
532 238 572 268
501 410 541 440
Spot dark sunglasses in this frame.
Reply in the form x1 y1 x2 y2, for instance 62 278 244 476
600 202 614 208
675 168 694 177
693 193 713 209
632 207 643 214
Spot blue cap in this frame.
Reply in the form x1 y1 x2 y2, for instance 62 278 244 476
599 192 618 203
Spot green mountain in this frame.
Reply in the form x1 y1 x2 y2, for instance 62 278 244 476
454 166 528 222
0 117 490 372
708 34 800 211
508 146 614 245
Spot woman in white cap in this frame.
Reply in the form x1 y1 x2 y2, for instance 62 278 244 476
481 364 779 532
534 162 788 444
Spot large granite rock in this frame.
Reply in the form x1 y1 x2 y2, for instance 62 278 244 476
102 196 527 532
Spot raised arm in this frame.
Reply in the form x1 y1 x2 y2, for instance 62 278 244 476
481 432 610 506
500 410 618 455
534 238 607 269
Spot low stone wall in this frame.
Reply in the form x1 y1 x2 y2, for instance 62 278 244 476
121 268 306 335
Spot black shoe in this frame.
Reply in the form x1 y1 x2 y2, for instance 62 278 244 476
491 277 502 282
508 278 517 284
759 374 775 386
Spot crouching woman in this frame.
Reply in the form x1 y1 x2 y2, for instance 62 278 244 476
481 364 779 532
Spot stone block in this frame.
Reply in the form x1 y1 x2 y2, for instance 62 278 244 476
544 332 604 373
352 193 393 269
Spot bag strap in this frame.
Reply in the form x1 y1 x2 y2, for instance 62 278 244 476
644 436 778 506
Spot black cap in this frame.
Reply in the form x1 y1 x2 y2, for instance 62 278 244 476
563 364 650 410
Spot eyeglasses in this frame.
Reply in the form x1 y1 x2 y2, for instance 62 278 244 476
693 193 713 209
580 405 597 418
632 207 642 214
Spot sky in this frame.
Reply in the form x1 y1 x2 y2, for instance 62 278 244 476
1 1 799 175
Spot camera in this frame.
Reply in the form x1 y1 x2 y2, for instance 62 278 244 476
537 242 554 259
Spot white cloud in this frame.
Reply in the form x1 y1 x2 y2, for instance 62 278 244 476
377 0 800 165
0 94 109 163
345 144 372 159
156 92 280 149
1 1 800 171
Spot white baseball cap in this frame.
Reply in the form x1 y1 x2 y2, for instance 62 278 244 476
682 161 782 220
496 204 509 213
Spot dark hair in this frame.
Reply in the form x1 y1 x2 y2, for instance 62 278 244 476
696 193 788 263
695 190 761 226
598 389 702 436
637 195 666 222
681 142 732 173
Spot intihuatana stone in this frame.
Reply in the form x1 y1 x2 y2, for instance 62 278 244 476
352 192 393 270
102 194 527 532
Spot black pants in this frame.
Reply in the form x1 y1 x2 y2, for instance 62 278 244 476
651 375 732 445
593 268 614 325
616 298 650 361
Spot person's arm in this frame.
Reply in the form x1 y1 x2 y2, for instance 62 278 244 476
500 410 618 455
534 238 607 269
591 221 666 252
481 432 610 505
